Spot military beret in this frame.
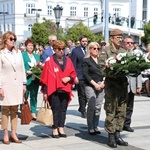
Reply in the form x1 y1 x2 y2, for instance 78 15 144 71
110 28 123 36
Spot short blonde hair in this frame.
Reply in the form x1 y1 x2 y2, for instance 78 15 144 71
85 42 100 58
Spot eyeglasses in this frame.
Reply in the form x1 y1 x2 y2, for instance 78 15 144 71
125 42 134 45
9 37 16 42
93 47 100 50
114 36 123 40
57 48 65 51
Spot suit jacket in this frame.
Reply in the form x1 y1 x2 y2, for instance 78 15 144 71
22 51 40 85
70 46 86 80
82 57 103 87
127 49 142 94
128 74 142 94
0 49 26 105
41 46 54 63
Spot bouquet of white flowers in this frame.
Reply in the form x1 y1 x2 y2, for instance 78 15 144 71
104 49 150 77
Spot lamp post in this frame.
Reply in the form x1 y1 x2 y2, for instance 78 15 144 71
53 5 63 40
31 8 42 23
0 12 8 32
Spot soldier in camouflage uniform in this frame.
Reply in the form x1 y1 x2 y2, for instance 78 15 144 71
99 29 128 148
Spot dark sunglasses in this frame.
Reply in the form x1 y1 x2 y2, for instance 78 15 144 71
9 37 16 42
57 48 65 51
125 42 134 45
93 47 100 50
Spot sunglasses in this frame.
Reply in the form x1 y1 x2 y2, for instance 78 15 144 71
93 47 100 50
125 42 134 45
9 37 16 42
57 48 65 51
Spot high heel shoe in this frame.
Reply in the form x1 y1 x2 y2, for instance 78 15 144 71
59 132 67 138
2 140 10 145
9 135 22 143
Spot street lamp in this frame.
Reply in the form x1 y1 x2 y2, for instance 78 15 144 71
53 5 63 40
31 8 42 23
0 12 9 32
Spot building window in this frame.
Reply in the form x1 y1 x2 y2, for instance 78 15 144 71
3 4 5 12
142 0 147 21
7 24 10 31
11 3 13 14
70 7 76 16
94 8 98 15
47 5 52 15
113 8 121 17
28 24 32 31
7 3 9 13
84 7 88 17
143 0 147 8
26 3 35 14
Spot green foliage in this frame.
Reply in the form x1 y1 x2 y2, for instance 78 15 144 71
30 65 42 80
141 22 150 45
64 22 103 44
30 19 104 47
31 18 60 46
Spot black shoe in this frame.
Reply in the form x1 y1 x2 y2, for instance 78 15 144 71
32 118 36 121
115 131 128 146
94 128 101 134
59 133 67 138
88 129 96 135
52 134 59 138
116 138 128 146
123 126 134 132
81 112 87 118
108 133 117 148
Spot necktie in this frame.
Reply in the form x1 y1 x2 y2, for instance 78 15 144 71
83 47 86 55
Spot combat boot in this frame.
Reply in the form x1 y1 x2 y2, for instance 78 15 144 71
115 130 128 146
108 133 117 148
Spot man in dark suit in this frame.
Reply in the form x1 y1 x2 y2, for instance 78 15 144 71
41 35 57 63
70 35 88 118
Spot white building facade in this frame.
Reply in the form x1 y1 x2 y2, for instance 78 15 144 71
0 0 149 42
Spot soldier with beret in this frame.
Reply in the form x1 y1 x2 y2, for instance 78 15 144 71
99 28 128 148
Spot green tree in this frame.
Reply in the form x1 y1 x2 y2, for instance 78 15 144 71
141 22 150 45
63 22 103 44
31 18 63 46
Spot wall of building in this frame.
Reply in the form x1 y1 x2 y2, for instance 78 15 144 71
0 0 149 42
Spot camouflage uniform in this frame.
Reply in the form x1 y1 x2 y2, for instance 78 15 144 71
99 45 128 133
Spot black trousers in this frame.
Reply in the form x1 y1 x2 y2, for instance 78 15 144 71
76 80 87 113
124 91 135 127
49 91 68 129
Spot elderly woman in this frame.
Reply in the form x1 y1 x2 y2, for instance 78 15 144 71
0 31 26 144
82 42 105 135
22 38 40 119
40 40 77 138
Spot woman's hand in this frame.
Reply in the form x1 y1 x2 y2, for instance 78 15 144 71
0 88 4 98
43 94 48 101
100 81 105 88
26 70 32 75
23 85 26 94
62 77 70 84
74 77 79 84
94 83 101 91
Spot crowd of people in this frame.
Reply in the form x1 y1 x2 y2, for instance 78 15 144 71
0 29 150 148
